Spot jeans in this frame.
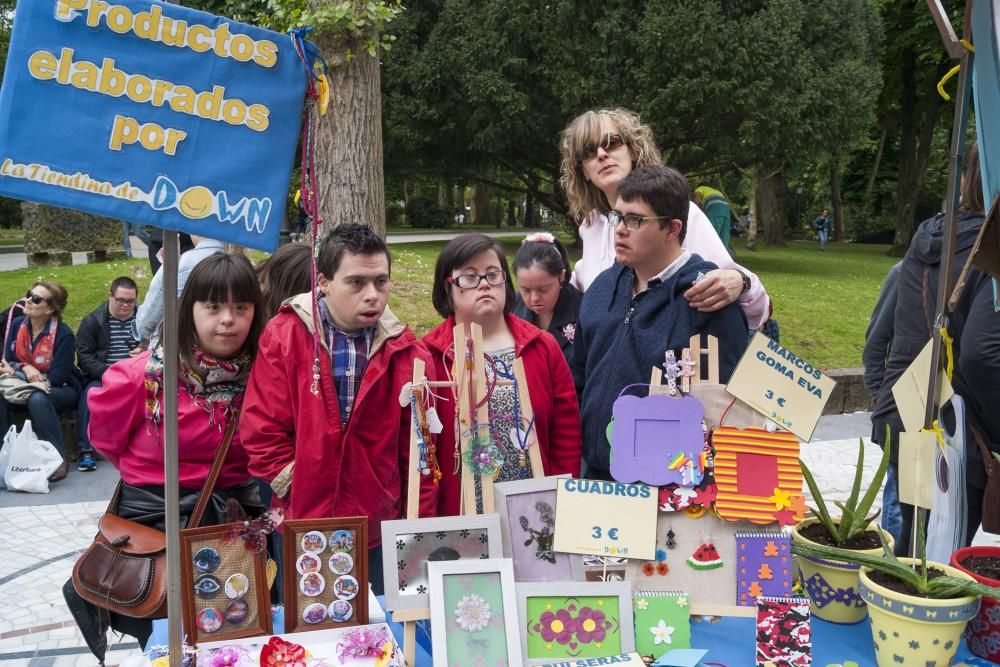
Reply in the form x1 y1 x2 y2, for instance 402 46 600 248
76 380 101 455
0 385 79 456
121 222 151 258
882 463 903 546
817 229 828 250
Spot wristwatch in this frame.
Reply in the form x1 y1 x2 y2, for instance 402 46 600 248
735 269 751 295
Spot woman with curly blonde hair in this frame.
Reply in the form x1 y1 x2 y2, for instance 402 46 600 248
559 108 770 329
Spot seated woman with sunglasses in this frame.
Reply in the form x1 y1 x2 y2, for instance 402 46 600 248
560 108 770 330
0 281 82 482
422 234 582 516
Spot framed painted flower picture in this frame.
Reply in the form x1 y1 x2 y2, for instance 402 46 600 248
516 581 635 665
428 558 522 667
381 514 503 611
493 476 585 582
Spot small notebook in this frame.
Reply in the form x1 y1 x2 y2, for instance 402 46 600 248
633 590 691 663
735 530 793 606
755 596 811 667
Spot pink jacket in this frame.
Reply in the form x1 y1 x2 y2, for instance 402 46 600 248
88 352 252 490
569 203 771 329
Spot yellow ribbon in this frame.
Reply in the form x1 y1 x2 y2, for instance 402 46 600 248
937 64 961 101
922 419 948 455
940 326 955 380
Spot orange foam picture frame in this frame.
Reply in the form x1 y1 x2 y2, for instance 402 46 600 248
713 426 803 525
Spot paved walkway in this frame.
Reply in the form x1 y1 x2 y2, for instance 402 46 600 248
0 413 994 666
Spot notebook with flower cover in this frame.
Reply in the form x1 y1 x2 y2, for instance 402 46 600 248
633 590 691 663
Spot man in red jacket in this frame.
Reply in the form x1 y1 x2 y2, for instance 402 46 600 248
241 224 434 595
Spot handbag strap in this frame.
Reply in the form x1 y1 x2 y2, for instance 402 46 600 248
971 423 996 480
189 407 241 529
104 407 241 528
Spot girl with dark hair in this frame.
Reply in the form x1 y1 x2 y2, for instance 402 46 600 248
64 253 266 660
255 241 313 318
511 232 582 362
422 234 582 516
0 280 81 482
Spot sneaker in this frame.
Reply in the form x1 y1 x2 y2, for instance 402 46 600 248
77 452 97 472
48 461 68 482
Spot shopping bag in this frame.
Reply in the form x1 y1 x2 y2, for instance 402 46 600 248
3 420 63 493
0 424 16 490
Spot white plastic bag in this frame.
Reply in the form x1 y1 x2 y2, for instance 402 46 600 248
0 424 16 490
3 420 63 493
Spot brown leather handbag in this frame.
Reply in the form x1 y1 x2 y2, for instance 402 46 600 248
71 413 239 619
971 424 1000 534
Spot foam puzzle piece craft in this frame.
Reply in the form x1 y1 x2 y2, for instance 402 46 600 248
736 531 793 606
610 393 706 486
755 597 812 667
633 591 692 662
713 427 804 526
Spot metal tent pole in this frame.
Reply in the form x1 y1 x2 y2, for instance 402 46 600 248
162 229 182 666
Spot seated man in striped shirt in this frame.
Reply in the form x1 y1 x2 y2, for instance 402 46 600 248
75 277 142 472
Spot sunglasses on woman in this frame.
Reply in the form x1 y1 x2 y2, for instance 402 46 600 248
580 133 626 161
25 290 50 305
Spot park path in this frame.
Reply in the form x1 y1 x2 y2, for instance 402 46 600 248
0 230 545 272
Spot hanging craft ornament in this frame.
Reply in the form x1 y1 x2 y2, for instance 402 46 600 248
687 541 724 571
680 348 696 393
491 356 535 477
224 499 283 559
462 427 504 478
663 350 682 395
666 529 678 550
409 386 442 483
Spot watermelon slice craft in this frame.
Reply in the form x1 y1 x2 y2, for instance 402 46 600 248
687 542 724 570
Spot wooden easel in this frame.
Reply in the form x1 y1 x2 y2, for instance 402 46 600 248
396 322 545 666
649 334 719 395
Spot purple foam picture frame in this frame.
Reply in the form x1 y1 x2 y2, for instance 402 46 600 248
610 393 705 485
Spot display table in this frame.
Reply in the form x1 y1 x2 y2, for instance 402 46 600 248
149 600 988 666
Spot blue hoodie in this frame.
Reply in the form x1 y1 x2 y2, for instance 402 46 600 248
571 254 749 476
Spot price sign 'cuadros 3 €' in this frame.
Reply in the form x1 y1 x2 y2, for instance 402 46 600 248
0 0 307 252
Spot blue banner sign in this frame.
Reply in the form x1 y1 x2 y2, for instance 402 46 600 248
0 0 306 251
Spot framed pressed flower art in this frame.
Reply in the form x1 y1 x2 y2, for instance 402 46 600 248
427 558 522 667
493 475 585 582
515 581 635 665
381 514 503 612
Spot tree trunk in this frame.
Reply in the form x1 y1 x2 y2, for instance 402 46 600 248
863 124 888 213
403 178 414 207
746 173 758 251
830 154 844 242
472 183 491 226
755 164 787 247
494 197 502 229
314 32 385 236
507 200 516 228
524 191 534 228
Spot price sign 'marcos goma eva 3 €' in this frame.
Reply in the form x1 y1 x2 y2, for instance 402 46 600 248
0 0 307 252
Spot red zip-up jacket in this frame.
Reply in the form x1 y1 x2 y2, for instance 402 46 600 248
421 314 582 516
240 294 435 546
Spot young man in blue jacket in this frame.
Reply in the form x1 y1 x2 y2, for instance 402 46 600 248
571 165 749 480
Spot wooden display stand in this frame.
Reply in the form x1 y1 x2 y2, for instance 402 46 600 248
649 333 719 394
397 322 545 665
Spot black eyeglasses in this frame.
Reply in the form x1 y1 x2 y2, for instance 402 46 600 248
448 270 507 289
112 297 137 307
580 133 626 162
25 290 50 305
608 210 674 232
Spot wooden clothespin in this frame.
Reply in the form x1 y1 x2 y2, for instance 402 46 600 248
680 348 696 393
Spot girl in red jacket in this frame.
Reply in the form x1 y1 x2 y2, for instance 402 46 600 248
423 234 582 516
65 253 266 660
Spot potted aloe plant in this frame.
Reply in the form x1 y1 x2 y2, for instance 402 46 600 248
791 437 892 623
796 520 997 667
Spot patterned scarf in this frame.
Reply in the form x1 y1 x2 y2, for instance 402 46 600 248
144 345 251 426
14 317 57 372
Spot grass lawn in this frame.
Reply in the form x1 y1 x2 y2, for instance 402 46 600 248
0 237 896 369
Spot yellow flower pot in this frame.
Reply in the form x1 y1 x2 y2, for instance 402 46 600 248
859 558 980 667
791 518 893 624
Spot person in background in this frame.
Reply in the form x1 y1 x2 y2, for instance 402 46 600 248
0 280 80 483
810 209 832 251
145 229 194 275
135 234 225 341
559 108 769 330
255 241 314 318
693 185 733 248
861 262 903 544
571 166 749 480
64 253 266 661
871 143 984 555
511 232 582 364
74 277 142 472
423 234 582 515
241 224 434 596
121 222 151 259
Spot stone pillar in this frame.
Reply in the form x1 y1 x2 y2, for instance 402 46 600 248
22 202 126 266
